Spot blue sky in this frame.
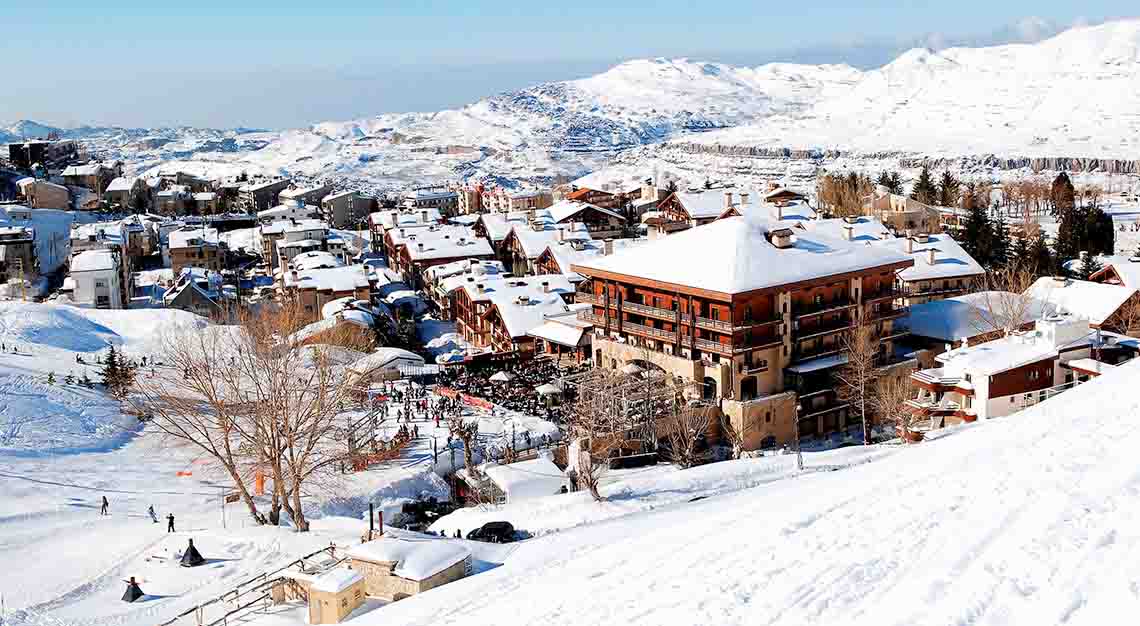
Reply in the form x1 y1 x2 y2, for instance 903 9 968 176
3 1 1131 128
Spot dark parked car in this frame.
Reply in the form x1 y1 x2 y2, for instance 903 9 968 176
466 521 516 543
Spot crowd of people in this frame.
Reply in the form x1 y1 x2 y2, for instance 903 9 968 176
435 358 590 423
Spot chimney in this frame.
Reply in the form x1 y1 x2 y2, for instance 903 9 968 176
557 229 564 241
421 209 428 222
542 281 550 293
905 238 914 254
291 270 298 281
604 238 614 256
843 226 853 241
776 204 783 221
399 228 405 237
418 242 424 251
723 191 733 210
739 192 749 208
477 283 485 294
927 248 936 265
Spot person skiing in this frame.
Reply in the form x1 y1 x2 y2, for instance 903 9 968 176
147 505 158 523
100 495 109 515
167 513 175 533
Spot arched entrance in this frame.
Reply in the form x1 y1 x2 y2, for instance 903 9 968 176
702 376 718 400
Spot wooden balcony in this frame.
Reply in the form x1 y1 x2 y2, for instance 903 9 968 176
795 299 856 319
576 290 778 333
863 288 901 303
794 318 853 342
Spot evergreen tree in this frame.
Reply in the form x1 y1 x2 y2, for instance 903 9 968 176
46 371 55 385
664 179 678 194
937 171 960 208
81 371 93 388
65 373 75 385
960 201 993 267
990 214 1011 269
101 345 122 391
1076 254 1103 280
1010 234 1031 269
910 165 938 205
1051 172 1076 214
1029 232 1055 276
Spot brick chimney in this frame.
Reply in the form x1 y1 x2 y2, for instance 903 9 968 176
723 191 733 210
739 192 749 208
542 281 550 293
905 238 914 254
927 248 936 265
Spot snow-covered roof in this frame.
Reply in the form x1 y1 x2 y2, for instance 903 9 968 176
573 215 913 296
192 192 217 201
938 334 1059 376
801 217 984 282
507 222 591 259
1091 255 1140 289
348 538 470 581
673 190 732 219
291 251 342 271
349 348 426 376
906 291 1047 342
398 225 494 262
1027 277 1136 326
310 567 364 593
405 189 457 201
460 274 575 303
546 199 624 225
61 163 110 177
71 249 117 272
322 189 356 203
476 212 528 242
486 290 580 339
262 217 326 235
238 178 288 192
168 226 220 249
278 184 329 200
372 208 444 231
425 258 507 284
285 264 370 292
527 317 589 347
105 177 134 192
483 456 568 501
541 238 647 281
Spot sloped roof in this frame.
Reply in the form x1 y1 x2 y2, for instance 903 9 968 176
1028 277 1136 326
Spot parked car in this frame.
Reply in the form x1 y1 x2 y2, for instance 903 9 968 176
465 521 516 543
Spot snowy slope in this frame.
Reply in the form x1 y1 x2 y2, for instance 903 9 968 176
687 19 1140 158
362 358 1140 626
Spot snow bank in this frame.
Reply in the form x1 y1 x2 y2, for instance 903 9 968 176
348 537 469 581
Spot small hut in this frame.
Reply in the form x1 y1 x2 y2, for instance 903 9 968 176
307 567 366 625
347 537 470 601
122 577 145 602
180 539 205 567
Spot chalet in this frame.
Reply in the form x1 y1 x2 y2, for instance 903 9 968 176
162 268 229 319
909 314 1136 425
461 456 569 504
526 308 593 362
452 274 575 351
69 248 125 309
546 199 626 239
104 177 147 210
424 258 507 317
763 186 806 205
563 183 639 211
482 187 554 213
497 217 591 277
1088 255 1140 290
258 200 321 225
471 211 528 254
282 263 372 324
385 224 493 287
572 215 914 449
369 208 443 255
1027 276 1140 333
653 190 740 233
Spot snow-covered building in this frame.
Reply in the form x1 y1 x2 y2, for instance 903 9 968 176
168 226 225 274
497 217 591 277
69 248 124 309
862 191 941 235
1088 255 1140 290
278 182 332 208
283 262 373 323
479 456 569 504
909 314 1137 424
471 211 529 253
403 189 458 216
424 258 507 317
321 190 368 228
238 178 292 213
347 536 470 601
526 308 594 362
386 224 494 287
371 208 444 257
155 185 192 215
16 178 69 210
162 267 228 319
535 237 647 285
572 214 914 448
257 199 321 225
347 348 426 383
481 186 553 213
545 199 626 239
0 224 37 293
905 290 1047 358
104 176 147 210
61 162 120 195
452 274 576 352
1027 276 1140 332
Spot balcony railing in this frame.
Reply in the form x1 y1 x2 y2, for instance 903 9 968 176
574 291 778 333
795 299 856 319
869 307 906 322
794 318 853 341
863 288 901 303
791 345 843 363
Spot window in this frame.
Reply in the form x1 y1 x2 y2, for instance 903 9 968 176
765 411 772 423
94 280 107 288
711 308 720 321
814 294 823 306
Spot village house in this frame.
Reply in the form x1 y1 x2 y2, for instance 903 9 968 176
545 199 627 239
16 178 69 210
452 274 575 353
799 216 985 305
279 182 332 208
534 237 646 286
471 211 529 256
238 178 292 212
192 192 219 214
68 248 125 309
282 261 372 324
346 536 470 602
862 190 942 235
424 258 507 318
572 215 914 450
261 218 323 271
7 139 78 171
652 189 742 234
403 189 459 216
0 224 37 291
321 190 367 228
70 222 125 259
61 162 121 195
168 226 225 274
390 225 495 289
909 314 1136 425
104 176 147 210
258 199 321 224
496 216 592 277
155 185 192 215
369 207 443 255
562 182 640 211
483 187 554 213
526 308 594 362
162 267 230 319
458 455 569 504
904 290 1047 364
1027 276 1140 333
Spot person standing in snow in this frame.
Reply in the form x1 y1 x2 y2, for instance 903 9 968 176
100 496 109 515
148 505 158 523
167 513 175 533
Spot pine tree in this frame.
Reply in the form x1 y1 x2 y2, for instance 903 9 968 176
990 214 1011 269
960 201 993 267
81 371 93 388
937 171 960 208
1077 254 1103 280
65 373 75 385
664 179 678 194
1051 172 1076 214
910 165 938 205
1029 232 1055 276
101 345 122 393
1010 235 1031 269
46 372 55 385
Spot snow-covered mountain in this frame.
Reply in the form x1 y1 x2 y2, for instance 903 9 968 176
681 19 1140 159
6 20 1140 190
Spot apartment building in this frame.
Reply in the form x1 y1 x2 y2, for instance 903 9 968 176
571 215 914 449
321 190 368 228
238 179 292 213
61 163 121 195
279 182 332 207
546 200 626 239
497 219 591 277
403 189 459 216
168 226 225 274
69 248 124 309
16 178 69 210
450 274 575 352
387 224 495 288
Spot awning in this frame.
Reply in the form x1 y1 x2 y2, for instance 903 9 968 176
490 370 515 382
621 363 644 375
536 383 563 396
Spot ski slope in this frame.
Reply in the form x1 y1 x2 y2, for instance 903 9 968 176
364 358 1140 626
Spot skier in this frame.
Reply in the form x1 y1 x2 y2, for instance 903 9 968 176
167 513 176 533
147 505 158 523
100 495 109 515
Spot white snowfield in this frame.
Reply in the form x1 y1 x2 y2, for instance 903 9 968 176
371 359 1140 626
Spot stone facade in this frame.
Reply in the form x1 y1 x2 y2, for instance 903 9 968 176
349 556 468 602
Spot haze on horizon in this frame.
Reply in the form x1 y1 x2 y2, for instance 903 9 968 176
3 1 1131 130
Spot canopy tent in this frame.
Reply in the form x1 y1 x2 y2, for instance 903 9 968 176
122 577 145 602
180 539 205 567
621 363 644 375
536 383 563 396
490 370 516 383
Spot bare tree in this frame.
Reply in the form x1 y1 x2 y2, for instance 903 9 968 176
873 370 923 443
135 303 361 531
970 266 1040 337
834 321 878 445
447 416 479 476
659 405 716 468
564 370 629 502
